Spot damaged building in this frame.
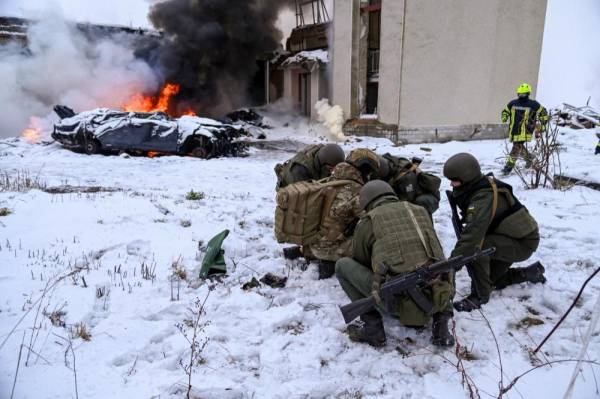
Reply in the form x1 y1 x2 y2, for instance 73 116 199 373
265 0 331 120
331 0 548 143
0 16 159 46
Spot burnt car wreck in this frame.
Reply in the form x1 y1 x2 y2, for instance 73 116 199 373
51 105 249 158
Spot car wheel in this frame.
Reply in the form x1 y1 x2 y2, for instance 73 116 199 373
190 146 209 159
85 140 101 155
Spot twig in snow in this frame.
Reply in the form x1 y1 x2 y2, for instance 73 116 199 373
1 269 79 351
499 359 600 396
563 293 600 398
452 321 481 399
177 290 212 399
533 266 600 354
10 331 26 399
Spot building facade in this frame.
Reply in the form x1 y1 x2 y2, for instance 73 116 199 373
331 0 548 143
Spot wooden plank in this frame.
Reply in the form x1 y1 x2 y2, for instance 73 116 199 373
554 175 600 191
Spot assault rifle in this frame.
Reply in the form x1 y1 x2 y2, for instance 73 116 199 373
339 248 496 323
446 190 483 298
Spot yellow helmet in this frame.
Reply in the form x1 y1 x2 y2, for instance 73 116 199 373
517 83 532 95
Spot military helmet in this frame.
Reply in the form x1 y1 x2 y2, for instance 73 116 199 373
317 144 345 167
346 148 380 176
443 153 482 183
517 83 532 95
359 180 395 210
377 155 390 179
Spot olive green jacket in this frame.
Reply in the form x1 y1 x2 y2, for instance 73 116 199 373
451 176 539 258
276 144 325 189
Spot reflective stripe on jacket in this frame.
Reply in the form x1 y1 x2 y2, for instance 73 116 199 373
501 97 548 142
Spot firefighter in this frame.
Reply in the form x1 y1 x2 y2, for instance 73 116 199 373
501 83 549 175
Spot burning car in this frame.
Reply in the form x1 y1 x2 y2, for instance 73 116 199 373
51 105 248 158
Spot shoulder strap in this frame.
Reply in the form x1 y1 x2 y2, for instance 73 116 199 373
479 176 498 247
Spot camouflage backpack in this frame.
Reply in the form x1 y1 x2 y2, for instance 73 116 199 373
274 178 354 245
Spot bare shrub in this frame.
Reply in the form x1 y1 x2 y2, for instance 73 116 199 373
513 116 563 189
176 291 211 399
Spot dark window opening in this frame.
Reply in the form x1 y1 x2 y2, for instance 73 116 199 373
366 82 378 114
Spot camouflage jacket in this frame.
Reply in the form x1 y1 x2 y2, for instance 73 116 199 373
310 162 364 261
381 153 441 214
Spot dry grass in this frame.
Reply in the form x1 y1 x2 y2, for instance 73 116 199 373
0 170 47 192
71 323 91 341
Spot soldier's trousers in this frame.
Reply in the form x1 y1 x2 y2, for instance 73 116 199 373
468 233 540 301
507 141 533 168
335 257 453 325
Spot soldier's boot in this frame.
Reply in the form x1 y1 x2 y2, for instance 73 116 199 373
283 246 303 260
453 295 486 312
501 164 513 176
317 261 336 280
431 312 455 347
495 261 546 289
347 311 386 347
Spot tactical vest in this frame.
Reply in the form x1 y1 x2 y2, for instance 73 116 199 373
455 174 538 239
367 201 444 275
275 144 322 189
366 200 451 326
274 178 356 245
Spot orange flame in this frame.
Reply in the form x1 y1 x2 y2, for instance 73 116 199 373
21 127 43 144
123 83 196 117
21 118 44 144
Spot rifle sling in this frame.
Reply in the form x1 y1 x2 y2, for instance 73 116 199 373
407 287 434 314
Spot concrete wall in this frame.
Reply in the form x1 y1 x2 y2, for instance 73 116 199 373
396 0 547 127
331 0 361 120
378 0 406 125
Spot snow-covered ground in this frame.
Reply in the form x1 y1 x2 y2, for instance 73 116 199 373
0 113 599 399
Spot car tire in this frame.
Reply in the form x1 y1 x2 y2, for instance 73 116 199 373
190 146 209 159
84 140 101 155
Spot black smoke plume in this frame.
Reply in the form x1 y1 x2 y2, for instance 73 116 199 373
140 0 293 116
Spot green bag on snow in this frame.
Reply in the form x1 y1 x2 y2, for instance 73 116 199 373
199 229 230 279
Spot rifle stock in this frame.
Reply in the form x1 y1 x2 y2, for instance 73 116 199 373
339 248 495 323
340 297 377 324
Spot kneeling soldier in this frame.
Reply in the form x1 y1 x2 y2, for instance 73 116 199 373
275 143 345 190
335 180 455 347
443 153 546 312
377 153 441 215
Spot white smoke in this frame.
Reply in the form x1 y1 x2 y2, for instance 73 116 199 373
0 12 158 138
315 98 345 140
